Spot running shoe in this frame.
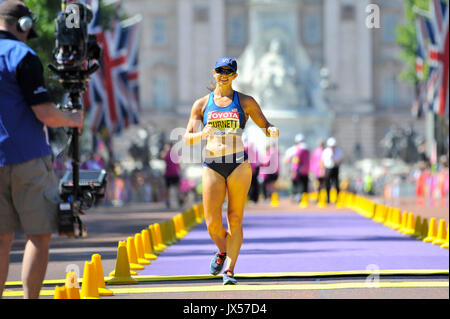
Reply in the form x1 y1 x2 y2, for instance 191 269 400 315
223 269 237 285
210 252 226 275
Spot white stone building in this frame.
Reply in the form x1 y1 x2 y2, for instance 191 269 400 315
119 0 425 161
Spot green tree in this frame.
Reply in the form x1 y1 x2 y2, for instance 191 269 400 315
26 0 62 100
396 0 430 84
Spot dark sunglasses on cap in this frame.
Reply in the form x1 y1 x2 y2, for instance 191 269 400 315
215 67 235 75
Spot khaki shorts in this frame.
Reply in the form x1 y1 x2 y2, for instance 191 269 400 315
0 155 60 235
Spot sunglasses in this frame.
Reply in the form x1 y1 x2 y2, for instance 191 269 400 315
215 67 235 75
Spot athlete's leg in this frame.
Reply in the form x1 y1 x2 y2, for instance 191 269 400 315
224 162 252 272
202 167 227 253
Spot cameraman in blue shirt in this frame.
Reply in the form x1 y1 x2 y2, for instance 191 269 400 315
0 1 84 299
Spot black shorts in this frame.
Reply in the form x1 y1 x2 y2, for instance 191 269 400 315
165 176 180 187
203 151 248 179
264 173 278 183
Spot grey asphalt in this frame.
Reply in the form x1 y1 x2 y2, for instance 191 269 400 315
2 198 449 300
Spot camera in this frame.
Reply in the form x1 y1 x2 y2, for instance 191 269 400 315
48 1 101 92
49 1 105 238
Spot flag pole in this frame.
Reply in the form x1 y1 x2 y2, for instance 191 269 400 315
413 4 440 163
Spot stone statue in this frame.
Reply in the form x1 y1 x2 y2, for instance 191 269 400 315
235 29 325 111
380 125 422 163
252 38 299 107
233 0 331 159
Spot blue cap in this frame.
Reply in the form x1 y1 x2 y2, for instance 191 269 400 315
214 57 237 72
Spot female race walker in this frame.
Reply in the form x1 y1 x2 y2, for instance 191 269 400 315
184 57 279 285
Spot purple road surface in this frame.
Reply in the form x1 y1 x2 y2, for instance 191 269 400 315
140 212 449 276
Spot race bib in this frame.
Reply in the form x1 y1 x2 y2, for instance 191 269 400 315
207 111 240 136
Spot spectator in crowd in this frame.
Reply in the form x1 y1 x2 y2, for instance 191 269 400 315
437 155 449 198
291 138 310 202
161 142 183 208
321 137 344 204
363 173 374 195
284 134 303 201
259 143 280 201
311 139 326 197
284 134 304 164
417 142 429 163
80 152 104 170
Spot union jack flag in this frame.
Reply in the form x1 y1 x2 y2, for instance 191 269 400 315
428 0 448 117
124 21 140 126
108 19 140 131
413 15 432 117
69 0 141 134
414 0 449 117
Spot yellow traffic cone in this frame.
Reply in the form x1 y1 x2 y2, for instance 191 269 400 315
193 204 203 223
141 229 158 260
148 225 163 254
172 215 183 240
270 192 279 207
160 220 172 246
336 191 346 208
423 217 437 242
412 215 422 238
80 261 99 299
391 209 401 230
182 209 195 231
109 241 138 276
330 189 337 204
126 237 145 269
299 193 308 208
176 214 188 238
383 207 392 228
168 219 179 244
178 214 186 236
404 213 415 235
432 220 447 245
386 207 394 228
54 285 67 299
107 244 139 285
134 233 151 265
154 223 167 251
173 216 182 239
317 189 327 208
416 218 428 241
373 205 382 223
399 211 408 234
151 223 167 252
379 205 387 223
65 271 80 299
440 227 449 249
91 254 114 296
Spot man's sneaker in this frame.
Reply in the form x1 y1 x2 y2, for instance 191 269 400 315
210 252 226 275
223 270 237 285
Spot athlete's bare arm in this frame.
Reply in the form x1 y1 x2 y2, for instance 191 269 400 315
184 95 214 145
239 93 279 138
